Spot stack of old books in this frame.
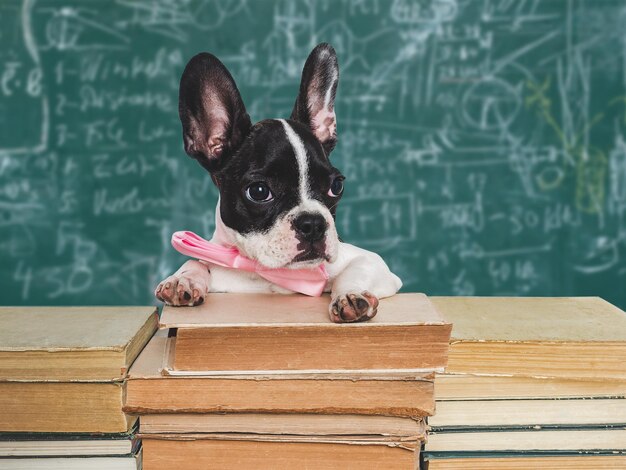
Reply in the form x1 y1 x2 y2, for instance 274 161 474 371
124 293 452 469
423 297 626 469
0 306 157 469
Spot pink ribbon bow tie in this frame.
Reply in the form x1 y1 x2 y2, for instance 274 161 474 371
171 231 329 297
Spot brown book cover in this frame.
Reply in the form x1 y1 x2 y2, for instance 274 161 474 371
141 436 419 470
124 332 435 418
424 455 626 469
435 373 626 400
0 381 135 433
0 306 158 381
432 296 626 380
160 293 451 373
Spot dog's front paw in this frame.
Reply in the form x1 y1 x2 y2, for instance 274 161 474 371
329 291 379 323
155 273 208 306
155 262 210 307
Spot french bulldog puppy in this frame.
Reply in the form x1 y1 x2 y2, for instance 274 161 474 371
156 43 401 322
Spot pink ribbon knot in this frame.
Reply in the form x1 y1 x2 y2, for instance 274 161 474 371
171 231 329 297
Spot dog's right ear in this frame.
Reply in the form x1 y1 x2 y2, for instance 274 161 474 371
179 53 251 173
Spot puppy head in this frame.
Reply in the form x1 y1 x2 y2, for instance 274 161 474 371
178 43 343 269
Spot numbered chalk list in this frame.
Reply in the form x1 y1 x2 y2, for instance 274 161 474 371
1 0 626 308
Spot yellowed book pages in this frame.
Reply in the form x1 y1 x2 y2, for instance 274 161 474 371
0 381 135 433
435 373 626 400
141 438 418 470
426 428 626 452
432 297 626 379
0 452 142 470
430 398 626 428
425 455 626 470
161 293 451 373
140 413 425 437
125 333 435 417
0 306 158 381
142 433 420 447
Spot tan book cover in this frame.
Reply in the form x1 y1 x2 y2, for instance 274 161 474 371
160 293 445 328
161 293 451 373
0 381 135 433
139 413 426 438
435 373 626 400
0 306 158 381
432 297 626 379
426 428 626 452
124 333 435 418
425 455 626 470
141 437 418 470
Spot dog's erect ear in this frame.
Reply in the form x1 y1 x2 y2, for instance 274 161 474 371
179 53 251 172
290 43 339 155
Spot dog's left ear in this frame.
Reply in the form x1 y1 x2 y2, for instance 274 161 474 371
290 43 339 156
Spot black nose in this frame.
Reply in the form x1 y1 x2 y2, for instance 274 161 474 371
293 213 327 242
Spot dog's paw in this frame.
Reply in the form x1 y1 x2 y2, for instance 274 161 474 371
155 262 210 307
329 291 379 323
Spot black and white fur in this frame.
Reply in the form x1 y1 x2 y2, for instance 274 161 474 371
156 43 401 323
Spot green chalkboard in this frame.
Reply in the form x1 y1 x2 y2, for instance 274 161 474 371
1 0 626 309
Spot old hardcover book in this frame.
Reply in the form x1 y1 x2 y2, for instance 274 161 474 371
160 293 451 373
423 453 626 469
141 436 419 470
432 297 626 380
124 333 435 418
425 428 626 453
0 306 158 381
139 413 426 437
429 397 626 429
0 449 142 469
435 373 626 400
0 428 138 457
0 382 136 433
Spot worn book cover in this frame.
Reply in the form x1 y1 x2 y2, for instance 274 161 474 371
0 306 158 381
160 293 451 373
433 297 626 379
125 332 436 418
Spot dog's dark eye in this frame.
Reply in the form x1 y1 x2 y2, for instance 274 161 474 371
245 182 273 202
328 176 344 197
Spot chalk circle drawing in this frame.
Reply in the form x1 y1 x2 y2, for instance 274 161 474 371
461 77 521 131
535 165 565 191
